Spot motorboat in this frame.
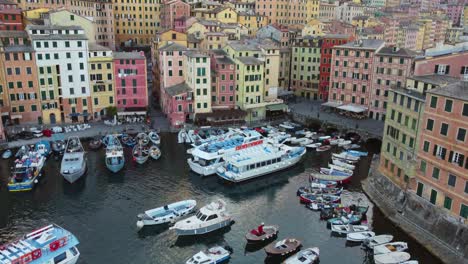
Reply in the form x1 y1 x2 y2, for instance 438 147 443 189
296 186 343 197
245 224 279 243
8 151 45 192
264 238 302 256
305 142 321 149
149 145 161 160
319 168 353 177
299 193 341 204
136 132 150 146
216 143 306 183
307 202 341 211
178 129 188 144
60 137 87 183
2 149 12 159
35 140 51 157
374 252 411 264
170 199 233 236
401 261 419 264
133 144 149 164
338 140 352 147
136 199 197 229
88 137 102 150
346 150 368 157
373 242 409 255
331 224 369 234
346 231 375 242
316 145 331 152
186 245 232 264
105 135 125 173
363 235 394 248
332 152 360 163
283 247 320 264
148 131 161 145
331 158 355 170
51 140 66 156
327 164 354 175
0 224 80 264
188 130 262 176
343 144 361 150
327 214 363 227
310 172 352 184
15 145 30 159
121 134 136 148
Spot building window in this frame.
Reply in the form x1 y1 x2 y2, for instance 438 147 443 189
423 141 430 152
448 174 457 187
416 182 424 196
440 123 449 136
430 189 437 204
432 167 440 179
444 99 453 112
457 128 466 142
430 96 437 108
463 104 468 116
426 119 434 131
443 196 452 210
461 204 468 218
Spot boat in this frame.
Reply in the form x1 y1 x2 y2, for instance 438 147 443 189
307 202 340 211
245 224 279 243
346 150 368 157
296 186 343 196
216 142 306 183
133 144 149 164
105 135 125 173
331 224 369 234
149 145 161 160
34 140 51 157
8 151 46 192
15 145 30 159
338 140 352 147
52 140 66 156
305 142 321 149
300 193 341 204
316 145 331 152
363 235 394 248
136 132 150 146
332 152 360 162
327 164 354 175
331 158 355 170
186 245 232 264
373 242 409 255
283 247 319 264
60 137 87 183
121 134 136 147
319 168 353 177
2 149 12 159
327 214 363 227
188 130 262 176
346 231 375 242
401 261 419 264
136 199 197 229
88 137 102 150
0 224 80 264
170 199 233 236
264 238 302 256
178 129 188 144
310 172 352 184
343 144 361 150
374 252 411 264
148 131 161 145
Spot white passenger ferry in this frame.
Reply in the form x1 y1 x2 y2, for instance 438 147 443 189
187 130 263 176
216 142 306 183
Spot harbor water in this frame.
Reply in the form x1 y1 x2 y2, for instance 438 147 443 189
0 133 441 264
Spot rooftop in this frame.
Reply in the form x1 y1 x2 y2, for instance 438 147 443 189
0 30 28 38
408 75 460 86
88 43 111 52
29 34 87 41
113 52 145 60
159 41 187 52
376 46 418 57
26 25 84 31
392 87 426 101
336 39 384 50
4 45 35 53
216 56 235 65
323 33 350 39
227 41 261 51
165 82 191 96
185 50 209 58
0 0 16 5
237 56 263 65
427 81 468 101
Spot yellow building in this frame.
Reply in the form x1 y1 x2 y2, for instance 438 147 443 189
46 10 96 44
201 32 228 50
306 0 320 20
88 44 115 120
155 30 188 49
187 22 209 36
237 12 268 36
23 8 50 19
415 22 425 51
204 7 238 23
302 19 325 37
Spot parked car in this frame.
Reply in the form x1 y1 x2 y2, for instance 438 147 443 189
18 131 34 140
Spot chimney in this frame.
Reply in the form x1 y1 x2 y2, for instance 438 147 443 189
392 46 399 52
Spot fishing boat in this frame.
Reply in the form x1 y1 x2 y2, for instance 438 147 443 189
133 144 149 164
60 137 87 183
363 235 394 248
316 145 331 152
346 231 375 242
245 224 279 243
401 261 419 264
346 150 368 157
373 242 409 255
264 238 302 256
178 129 188 144
216 142 306 183
331 158 355 170
2 149 12 159
88 137 102 150
136 200 197 229
121 134 136 148
188 130 262 176
310 172 352 184
305 142 321 149
8 151 45 192
296 186 343 196
327 214 363 227
307 202 341 211
319 168 353 177
299 193 341 204
136 132 150 146
0 224 80 264
148 131 161 145
170 199 233 236
337 140 352 147
343 144 361 150
332 152 360 163
331 224 369 234
283 247 319 264
52 140 66 156
186 245 232 264
15 145 30 159
34 140 51 157
327 164 354 175
149 145 161 160
105 135 125 173
373 252 411 264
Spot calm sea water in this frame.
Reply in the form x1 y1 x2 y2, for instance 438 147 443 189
0 133 441 264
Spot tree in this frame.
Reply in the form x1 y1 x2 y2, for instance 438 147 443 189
106 106 117 118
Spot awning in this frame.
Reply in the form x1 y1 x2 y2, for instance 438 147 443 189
117 111 147 116
337 104 368 113
321 101 343 108
11 114 22 119
266 103 287 112
69 113 80 117
1 112 9 116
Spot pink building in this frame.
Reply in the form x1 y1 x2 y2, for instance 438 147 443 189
160 0 191 31
209 50 236 109
162 82 193 127
174 17 187 33
329 39 385 113
413 50 468 77
447 4 464 26
113 52 148 111
383 18 399 47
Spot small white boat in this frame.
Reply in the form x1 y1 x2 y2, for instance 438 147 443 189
186 245 232 264
178 129 188 144
332 152 360 162
133 144 149 164
331 158 355 170
2 149 12 159
343 144 360 150
283 247 320 264
327 164 354 175
316 145 331 152
346 231 375 242
338 140 352 147
136 200 197 229
401 261 419 264
373 242 409 255
331 224 369 234
363 235 394 248
149 145 161 160
61 137 87 183
374 252 411 264
148 131 161 145
136 132 150 146
305 143 321 149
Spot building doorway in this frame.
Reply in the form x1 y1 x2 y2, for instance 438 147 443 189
50 113 56 124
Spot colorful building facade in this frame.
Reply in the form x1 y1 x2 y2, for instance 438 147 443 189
319 34 349 101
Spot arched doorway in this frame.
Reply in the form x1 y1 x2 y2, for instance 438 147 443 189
50 113 56 124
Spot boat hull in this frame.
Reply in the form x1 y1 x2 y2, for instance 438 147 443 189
173 219 232 236
61 162 86 183
134 156 149 164
8 179 36 192
106 162 124 173
188 158 222 176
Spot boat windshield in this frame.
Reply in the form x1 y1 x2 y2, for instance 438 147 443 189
195 211 208 221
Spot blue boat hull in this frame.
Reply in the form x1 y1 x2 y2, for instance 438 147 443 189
8 173 42 192
106 162 124 173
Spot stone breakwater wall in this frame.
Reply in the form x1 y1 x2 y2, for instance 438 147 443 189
363 156 468 264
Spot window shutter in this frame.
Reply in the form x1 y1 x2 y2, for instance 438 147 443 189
445 65 450 74
459 154 465 167
465 157 468 169
434 65 439 73
441 148 447 160
449 151 454 162
433 145 438 156
461 66 466 74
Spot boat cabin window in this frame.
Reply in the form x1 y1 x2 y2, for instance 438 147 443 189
196 211 208 221
206 214 218 221
70 247 78 256
54 252 67 264
249 164 255 170
261 161 266 166
267 160 271 165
